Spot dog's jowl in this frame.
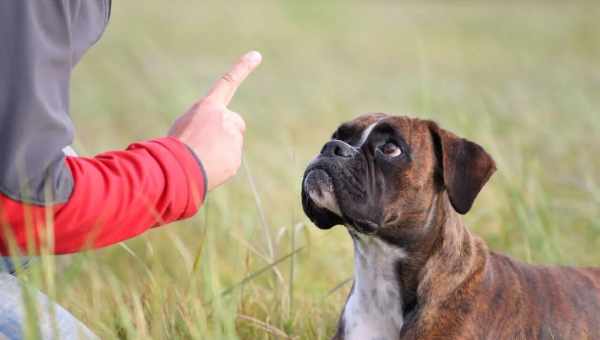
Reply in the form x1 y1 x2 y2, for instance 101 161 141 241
301 113 600 340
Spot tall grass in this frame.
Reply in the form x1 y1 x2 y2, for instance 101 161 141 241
15 0 600 339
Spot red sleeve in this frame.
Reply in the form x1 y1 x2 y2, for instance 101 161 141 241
0 137 207 255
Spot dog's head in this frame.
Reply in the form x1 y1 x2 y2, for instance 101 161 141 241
301 113 496 239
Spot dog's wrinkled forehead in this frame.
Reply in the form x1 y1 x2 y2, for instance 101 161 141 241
331 113 386 144
331 113 419 147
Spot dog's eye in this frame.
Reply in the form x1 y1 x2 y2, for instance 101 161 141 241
380 142 402 157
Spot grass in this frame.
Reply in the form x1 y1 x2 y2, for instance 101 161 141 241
13 0 600 339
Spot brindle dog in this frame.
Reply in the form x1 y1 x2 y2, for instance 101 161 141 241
301 113 600 340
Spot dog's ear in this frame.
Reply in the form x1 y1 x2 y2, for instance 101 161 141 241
428 122 496 215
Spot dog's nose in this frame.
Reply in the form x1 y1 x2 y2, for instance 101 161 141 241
320 140 356 158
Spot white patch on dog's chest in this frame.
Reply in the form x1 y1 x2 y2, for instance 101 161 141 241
343 235 406 340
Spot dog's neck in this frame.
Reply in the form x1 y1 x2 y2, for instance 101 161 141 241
343 192 487 339
342 232 407 340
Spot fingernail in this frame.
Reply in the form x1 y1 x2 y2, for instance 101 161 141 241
244 51 262 66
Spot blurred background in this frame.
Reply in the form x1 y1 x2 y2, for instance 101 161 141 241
27 0 600 338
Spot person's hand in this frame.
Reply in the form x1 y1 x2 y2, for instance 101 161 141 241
169 51 262 191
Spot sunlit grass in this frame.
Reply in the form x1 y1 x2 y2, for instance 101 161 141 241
13 0 600 339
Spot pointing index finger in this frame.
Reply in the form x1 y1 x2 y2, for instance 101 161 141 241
204 51 262 106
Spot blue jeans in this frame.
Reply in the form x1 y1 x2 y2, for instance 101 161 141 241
0 258 97 340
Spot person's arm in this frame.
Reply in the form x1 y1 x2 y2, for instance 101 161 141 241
0 0 261 255
0 138 206 254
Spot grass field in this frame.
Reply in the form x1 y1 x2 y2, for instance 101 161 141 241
18 0 600 339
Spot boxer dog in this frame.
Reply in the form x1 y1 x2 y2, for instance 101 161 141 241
301 113 600 340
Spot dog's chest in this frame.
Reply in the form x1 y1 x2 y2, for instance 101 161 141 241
343 236 406 340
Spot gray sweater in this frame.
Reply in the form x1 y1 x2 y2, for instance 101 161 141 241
0 0 111 204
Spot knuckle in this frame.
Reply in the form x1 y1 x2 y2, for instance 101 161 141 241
221 72 237 84
190 102 203 112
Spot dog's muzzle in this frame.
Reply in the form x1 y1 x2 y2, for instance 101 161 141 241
303 168 342 216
